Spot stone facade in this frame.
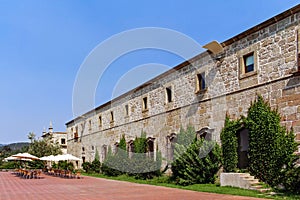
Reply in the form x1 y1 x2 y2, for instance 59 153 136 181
66 5 300 167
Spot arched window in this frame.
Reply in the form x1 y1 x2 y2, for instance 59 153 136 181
196 127 214 141
147 137 155 159
113 142 119 154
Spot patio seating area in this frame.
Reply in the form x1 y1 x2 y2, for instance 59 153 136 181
13 169 42 179
45 169 81 179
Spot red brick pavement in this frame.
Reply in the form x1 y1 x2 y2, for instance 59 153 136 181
0 172 267 200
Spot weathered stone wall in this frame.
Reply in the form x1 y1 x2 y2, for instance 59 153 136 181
66 7 300 167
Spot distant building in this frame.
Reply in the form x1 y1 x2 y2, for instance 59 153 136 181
42 122 67 154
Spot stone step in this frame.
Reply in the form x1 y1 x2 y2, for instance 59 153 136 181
248 179 260 185
221 172 271 193
250 185 263 190
242 176 255 180
238 173 251 177
257 188 272 193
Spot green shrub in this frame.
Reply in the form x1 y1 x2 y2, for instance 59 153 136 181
129 152 162 179
0 161 20 169
101 132 162 179
52 162 58 169
91 159 101 173
58 161 74 171
245 95 298 188
133 132 147 154
171 126 222 186
101 151 126 176
82 162 93 173
28 160 45 169
283 165 300 194
220 116 240 172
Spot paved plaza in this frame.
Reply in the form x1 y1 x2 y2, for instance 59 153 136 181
0 172 266 200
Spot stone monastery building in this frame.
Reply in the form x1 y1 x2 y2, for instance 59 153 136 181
66 5 300 168
42 122 67 155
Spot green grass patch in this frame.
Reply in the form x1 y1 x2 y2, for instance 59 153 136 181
84 173 294 199
83 173 300 199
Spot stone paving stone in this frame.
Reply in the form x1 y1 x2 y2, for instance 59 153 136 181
0 172 267 200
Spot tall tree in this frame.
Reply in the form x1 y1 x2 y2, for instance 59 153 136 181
27 132 36 143
28 136 62 157
245 95 298 187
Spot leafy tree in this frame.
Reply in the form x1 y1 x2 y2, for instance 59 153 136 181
27 132 36 143
119 134 126 151
133 132 147 154
28 135 62 158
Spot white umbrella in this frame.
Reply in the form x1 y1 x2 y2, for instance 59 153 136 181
54 154 81 161
40 155 56 161
12 152 40 160
40 156 49 161
4 156 31 161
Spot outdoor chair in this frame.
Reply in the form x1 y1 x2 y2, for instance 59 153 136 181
75 171 81 179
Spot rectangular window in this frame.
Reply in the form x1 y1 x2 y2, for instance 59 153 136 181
88 120 92 130
243 53 254 73
197 73 206 91
143 97 148 110
110 111 114 122
239 49 257 79
74 126 78 139
125 104 129 116
166 87 172 103
98 115 102 127
61 138 66 145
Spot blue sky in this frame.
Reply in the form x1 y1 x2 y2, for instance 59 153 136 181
0 0 299 144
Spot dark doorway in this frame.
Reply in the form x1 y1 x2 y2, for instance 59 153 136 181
147 138 155 159
237 128 249 169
